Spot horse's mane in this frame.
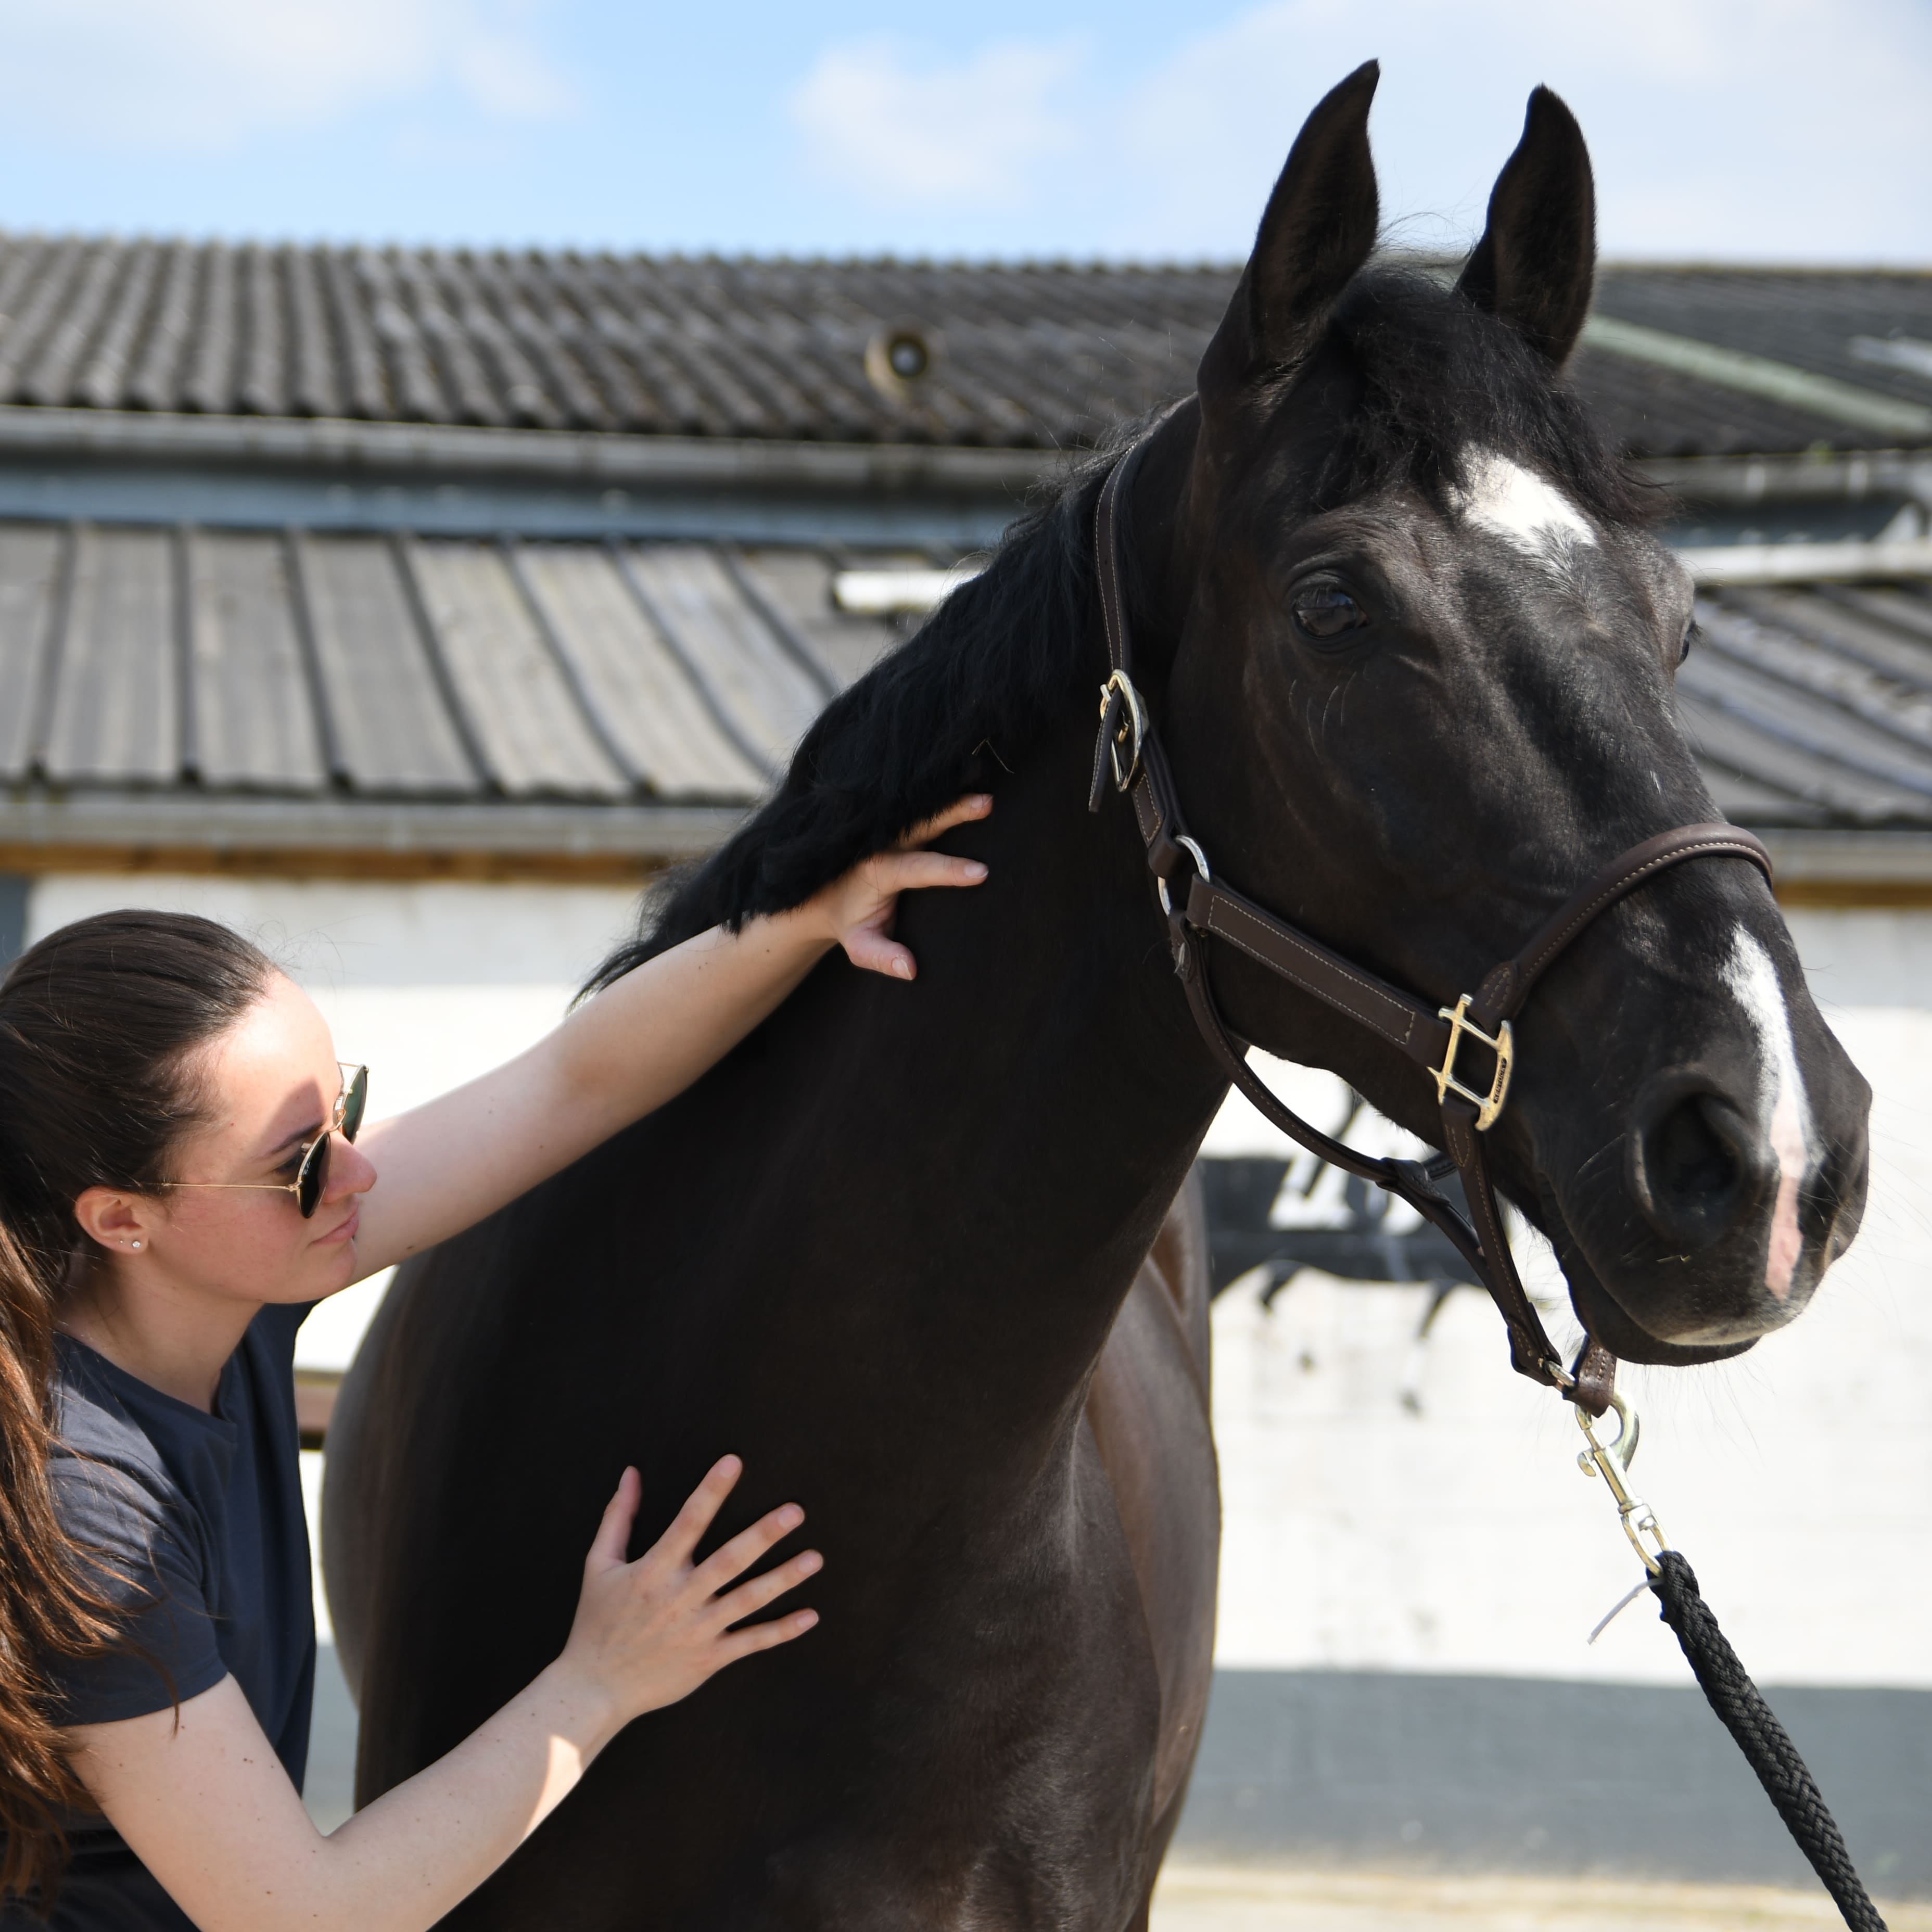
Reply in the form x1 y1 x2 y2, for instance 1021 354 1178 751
582 442 1118 992
583 263 1654 995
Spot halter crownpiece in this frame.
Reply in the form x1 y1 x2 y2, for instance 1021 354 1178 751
1087 439 1774 1417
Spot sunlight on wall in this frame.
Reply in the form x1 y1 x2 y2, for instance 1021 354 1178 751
25 876 1932 1689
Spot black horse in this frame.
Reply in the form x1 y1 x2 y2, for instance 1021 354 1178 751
325 67 1870 1931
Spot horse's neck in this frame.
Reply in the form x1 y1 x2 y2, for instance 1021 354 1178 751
776 707 1227 1423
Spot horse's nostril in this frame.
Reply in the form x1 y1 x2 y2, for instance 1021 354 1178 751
1629 1076 1765 1252
1656 1092 1740 1198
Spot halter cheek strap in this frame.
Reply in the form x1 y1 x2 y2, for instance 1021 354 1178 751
1088 441 1773 1417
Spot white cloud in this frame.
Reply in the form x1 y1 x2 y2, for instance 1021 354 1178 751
789 35 1084 208
1121 0 1932 261
784 0 1932 261
455 30 576 121
0 0 575 152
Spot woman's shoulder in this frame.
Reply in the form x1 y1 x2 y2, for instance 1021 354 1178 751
48 1343 193 1560
51 1343 174 1490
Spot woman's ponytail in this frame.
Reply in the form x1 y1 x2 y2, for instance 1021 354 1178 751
0 909 273 1899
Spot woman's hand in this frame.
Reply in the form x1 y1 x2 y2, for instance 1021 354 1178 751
74 1458 817 1932
803 793 993 980
559 1458 820 1727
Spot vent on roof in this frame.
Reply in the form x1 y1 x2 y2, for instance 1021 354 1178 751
865 322 939 403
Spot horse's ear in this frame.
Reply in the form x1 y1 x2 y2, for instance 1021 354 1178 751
1197 61 1380 403
1456 87 1596 366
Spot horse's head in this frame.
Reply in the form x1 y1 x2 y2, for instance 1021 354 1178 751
1150 63 1870 1365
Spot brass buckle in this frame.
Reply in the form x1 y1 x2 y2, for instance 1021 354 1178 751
1098 670 1147 792
1432 994 1514 1130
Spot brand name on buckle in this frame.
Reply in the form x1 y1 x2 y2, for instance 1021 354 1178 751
1433 994 1515 1130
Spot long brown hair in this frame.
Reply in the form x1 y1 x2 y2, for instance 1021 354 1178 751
0 909 273 1899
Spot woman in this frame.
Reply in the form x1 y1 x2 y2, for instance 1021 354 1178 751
0 797 989 1931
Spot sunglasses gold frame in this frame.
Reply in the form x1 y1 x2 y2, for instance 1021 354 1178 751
163 1064 367 1220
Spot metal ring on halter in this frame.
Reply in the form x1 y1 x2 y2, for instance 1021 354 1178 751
1158 835 1213 917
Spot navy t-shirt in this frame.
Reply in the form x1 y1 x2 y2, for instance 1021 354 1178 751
7 1302 316 1930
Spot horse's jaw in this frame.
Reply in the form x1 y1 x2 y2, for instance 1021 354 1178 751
1531 1179 1760 1368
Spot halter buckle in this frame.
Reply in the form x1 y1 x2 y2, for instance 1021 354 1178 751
1432 995 1515 1130
1098 671 1147 792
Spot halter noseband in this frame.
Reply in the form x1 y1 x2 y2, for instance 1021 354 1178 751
1088 439 1773 1418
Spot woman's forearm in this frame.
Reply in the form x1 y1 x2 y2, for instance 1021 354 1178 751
349 911 832 1273
548 908 832 1141
306 1659 618 1932
75 1666 619 1932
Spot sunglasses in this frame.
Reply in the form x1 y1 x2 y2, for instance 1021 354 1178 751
167 1063 368 1219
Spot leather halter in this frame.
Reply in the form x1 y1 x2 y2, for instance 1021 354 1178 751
1087 440 1774 1418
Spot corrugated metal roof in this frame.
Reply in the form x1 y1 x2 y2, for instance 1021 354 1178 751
0 524 900 821
1689 583 1932 825
0 239 1921 459
1 518 1930 844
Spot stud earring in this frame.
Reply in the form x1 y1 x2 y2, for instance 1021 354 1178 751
129 1240 142 1251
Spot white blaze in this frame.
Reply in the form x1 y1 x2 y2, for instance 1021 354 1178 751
1724 929 1813 1299
1448 449 1598 563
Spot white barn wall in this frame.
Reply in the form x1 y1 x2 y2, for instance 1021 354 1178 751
23 879 1932 1689
26 874 1932 1874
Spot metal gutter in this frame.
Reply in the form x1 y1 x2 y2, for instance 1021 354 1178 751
1584 316 1932 440
6 792 1930 894
1685 535 1932 586
0 789 747 860
1642 450 1932 509
1643 450 1932 507
1757 828 1932 886
0 405 1061 497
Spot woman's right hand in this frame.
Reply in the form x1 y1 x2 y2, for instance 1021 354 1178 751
560 1457 821 1726
71 1454 820 1932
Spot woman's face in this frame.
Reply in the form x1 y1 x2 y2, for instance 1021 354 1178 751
119 973 376 1308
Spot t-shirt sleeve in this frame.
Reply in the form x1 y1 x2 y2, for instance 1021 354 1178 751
43 1455 229 1727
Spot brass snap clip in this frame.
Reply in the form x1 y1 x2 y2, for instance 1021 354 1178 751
1098 670 1148 793
1575 1391 1669 1577
1432 995 1514 1130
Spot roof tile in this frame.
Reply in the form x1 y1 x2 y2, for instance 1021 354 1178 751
0 237 1913 457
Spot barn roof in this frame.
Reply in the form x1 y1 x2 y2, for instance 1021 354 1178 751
0 524 894 874
0 235 1924 459
1 517 1930 884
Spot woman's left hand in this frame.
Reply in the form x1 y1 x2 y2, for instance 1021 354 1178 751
805 794 993 980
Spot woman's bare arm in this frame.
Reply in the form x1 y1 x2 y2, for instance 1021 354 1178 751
69 1460 815 1932
348 795 989 1278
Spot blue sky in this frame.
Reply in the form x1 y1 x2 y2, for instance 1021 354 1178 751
0 0 1925 262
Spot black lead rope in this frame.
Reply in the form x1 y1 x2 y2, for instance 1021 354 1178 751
1649 1553 1887 1931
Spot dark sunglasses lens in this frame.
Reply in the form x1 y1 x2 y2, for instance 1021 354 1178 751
297 1133 331 1218
341 1066 368 1143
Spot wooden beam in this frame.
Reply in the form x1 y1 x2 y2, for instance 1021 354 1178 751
295 1368 342 1451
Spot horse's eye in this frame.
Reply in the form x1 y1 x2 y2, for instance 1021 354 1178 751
1291 583 1370 643
1680 619 1700 665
